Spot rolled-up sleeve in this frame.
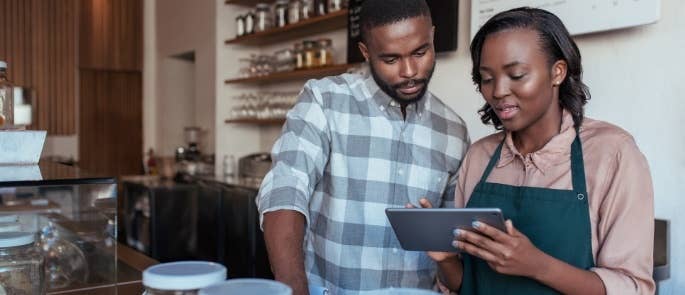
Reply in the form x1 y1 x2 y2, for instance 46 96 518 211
591 136 655 295
256 82 331 229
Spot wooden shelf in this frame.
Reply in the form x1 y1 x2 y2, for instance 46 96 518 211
225 63 355 84
225 118 286 125
225 9 348 46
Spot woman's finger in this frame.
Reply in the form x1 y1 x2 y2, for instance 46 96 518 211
472 220 509 242
455 228 506 255
455 239 499 263
419 197 433 208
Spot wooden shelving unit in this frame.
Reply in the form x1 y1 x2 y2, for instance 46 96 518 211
225 118 286 125
225 63 356 85
225 9 348 46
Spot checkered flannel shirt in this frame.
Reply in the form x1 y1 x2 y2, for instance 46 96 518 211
256 73 469 294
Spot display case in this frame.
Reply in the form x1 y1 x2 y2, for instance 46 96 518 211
0 161 147 294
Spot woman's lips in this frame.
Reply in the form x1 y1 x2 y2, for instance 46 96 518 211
495 105 519 120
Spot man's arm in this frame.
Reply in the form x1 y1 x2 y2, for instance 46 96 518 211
263 210 308 295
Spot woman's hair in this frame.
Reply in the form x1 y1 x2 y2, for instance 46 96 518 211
470 7 591 130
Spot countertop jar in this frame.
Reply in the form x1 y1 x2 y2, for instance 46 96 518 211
0 232 46 295
142 261 226 295
254 3 272 32
316 38 334 67
274 0 289 28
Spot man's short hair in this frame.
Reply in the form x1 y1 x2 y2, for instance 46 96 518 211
359 0 432 43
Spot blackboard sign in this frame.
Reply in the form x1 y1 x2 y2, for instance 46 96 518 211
347 0 459 64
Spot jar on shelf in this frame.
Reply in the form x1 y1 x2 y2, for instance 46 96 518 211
328 0 347 12
235 15 245 37
302 40 318 69
0 61 14 128
314 0 327 16
274 0 289 28
294 42 305 70
316 38 334 67
300 0 314 20
142 261 226 295
254 3 272 32
0 232 46 295
244 11 255 35
274 48 296 72
288 0 301 24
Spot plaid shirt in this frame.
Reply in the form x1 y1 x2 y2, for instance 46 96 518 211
256 73 469 294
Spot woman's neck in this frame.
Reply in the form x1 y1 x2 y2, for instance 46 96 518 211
512 108 564 156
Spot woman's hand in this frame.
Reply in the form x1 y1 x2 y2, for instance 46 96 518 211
405 198 459 263
454 219 549 279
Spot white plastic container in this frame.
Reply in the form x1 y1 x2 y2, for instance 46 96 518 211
142 261 226 295
199 278 292 295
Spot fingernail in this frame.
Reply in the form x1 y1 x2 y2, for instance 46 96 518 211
452 240 459 248
472 221 481 229
453 228 461 237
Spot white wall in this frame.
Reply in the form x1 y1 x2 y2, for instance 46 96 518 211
212 0 684 291
148 0 217 157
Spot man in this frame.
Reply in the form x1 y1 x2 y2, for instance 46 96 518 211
256 1 469 294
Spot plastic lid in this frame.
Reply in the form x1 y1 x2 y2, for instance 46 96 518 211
0 222 22 232
0 232 35 248
0 215 18 223
143 261 226 290
199 279 292 295
0 61 6 69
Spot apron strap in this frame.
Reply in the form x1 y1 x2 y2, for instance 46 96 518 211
478 139 505 184
570 132 587 193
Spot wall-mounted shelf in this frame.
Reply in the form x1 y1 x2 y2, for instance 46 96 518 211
225 63 356 85
225 118 286 125
225 9 348 46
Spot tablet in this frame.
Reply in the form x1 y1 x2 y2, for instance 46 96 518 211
385 208 507 252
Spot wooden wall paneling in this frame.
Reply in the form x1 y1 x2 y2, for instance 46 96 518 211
79 70 142 176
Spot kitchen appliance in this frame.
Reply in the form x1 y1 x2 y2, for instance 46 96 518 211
184 127 202 161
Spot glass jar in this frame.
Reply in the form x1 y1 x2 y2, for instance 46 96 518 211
274 0 289 28
254 3 272 32
302 40 318 68
288 0 301 24
244 11 255 34
199 279 292 295
274 48 296 72
235 15 245 37
142 261 226 295
328 0 346 12
0 232 46 295
316 38 334 67
314 0 327 16
300 0 314 20
293 42 305 70
0 61 14 129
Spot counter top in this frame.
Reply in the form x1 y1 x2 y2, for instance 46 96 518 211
121 174 263 190
0 161 114 187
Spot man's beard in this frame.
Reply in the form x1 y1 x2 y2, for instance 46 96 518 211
370 60 436 106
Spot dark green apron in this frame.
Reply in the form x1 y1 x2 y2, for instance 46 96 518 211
460 134 595 294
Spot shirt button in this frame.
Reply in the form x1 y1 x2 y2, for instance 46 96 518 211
379 106 385 111
392 248 399 254
398 169 404 175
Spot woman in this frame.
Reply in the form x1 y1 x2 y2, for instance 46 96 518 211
426 7 654 294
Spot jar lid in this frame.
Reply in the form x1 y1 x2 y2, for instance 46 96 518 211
0 222 22 232
0 232 35 248
0 215 18 223
199 279 292 295
143 261 226 290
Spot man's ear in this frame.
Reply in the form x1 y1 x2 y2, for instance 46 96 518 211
358 41 370 62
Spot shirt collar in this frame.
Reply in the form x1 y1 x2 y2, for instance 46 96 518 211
497 110 577 173
364 75 428 116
